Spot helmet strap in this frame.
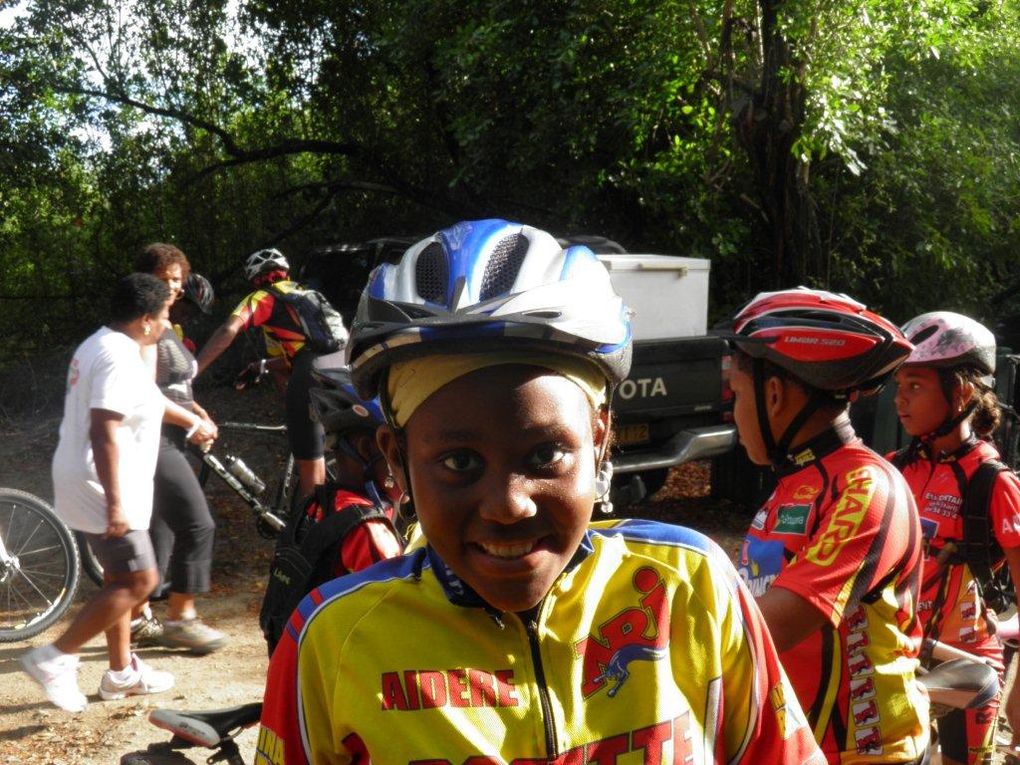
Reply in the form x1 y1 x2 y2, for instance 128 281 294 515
753 359 829 468
774 390 828 464
752 359 781 466
923 368 978 441
925 400 978 441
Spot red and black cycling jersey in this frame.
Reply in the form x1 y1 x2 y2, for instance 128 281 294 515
738 417 929 764
302 486 404 576
230 281 307 361
891 437 1020 649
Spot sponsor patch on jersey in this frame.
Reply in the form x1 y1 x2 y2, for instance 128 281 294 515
575 566 670 699
805 466 873 567
774 505 810 535
750 508 769 531
737 537 785 597
854 725 884 756
792 448 817 467
769 674 809 740
792 483 818 501
920 517 939 541
852 699 880 727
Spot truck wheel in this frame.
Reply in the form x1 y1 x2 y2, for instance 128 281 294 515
638 469 669 498
608 469 669 512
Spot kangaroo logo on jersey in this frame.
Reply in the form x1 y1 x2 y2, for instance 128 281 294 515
574 566 670 698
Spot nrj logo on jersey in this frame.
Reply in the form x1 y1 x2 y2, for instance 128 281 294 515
574 566 670 698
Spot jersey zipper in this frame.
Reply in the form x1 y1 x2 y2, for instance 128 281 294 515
524 616 557 755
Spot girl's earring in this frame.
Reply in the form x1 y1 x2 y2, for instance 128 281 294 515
383 473 396 489
594 461 614 515
143 324 151 336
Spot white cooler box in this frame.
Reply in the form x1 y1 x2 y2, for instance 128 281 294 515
597 254 711 341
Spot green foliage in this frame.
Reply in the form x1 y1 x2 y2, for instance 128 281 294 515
0 0 1019 351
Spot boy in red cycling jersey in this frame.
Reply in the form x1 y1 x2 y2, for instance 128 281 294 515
891 312 1020 765
723 288 930 764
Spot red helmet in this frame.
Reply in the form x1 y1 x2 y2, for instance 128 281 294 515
725 288 912 393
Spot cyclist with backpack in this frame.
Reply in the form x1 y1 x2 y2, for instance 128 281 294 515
258 365 404 656
255 219 824 765
890 311 1020 765
723 288 930 763
195 248 347 500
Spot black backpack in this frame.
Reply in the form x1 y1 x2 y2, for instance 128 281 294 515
956 460 1014 613
268 283 348 354
259 485 394 655
892 448 1014 613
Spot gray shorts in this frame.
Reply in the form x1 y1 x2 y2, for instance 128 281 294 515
83 529 157 576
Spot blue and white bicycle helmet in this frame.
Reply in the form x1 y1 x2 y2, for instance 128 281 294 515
345 219 632 400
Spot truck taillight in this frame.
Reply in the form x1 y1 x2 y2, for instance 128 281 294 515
720 354 734 422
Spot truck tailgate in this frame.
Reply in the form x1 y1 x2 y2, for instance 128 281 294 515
614 336 729 419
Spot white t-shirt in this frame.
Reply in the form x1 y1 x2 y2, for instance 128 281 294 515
52 326 165 533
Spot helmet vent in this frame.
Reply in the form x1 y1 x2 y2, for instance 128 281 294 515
415 242 448 304
480 234 528 301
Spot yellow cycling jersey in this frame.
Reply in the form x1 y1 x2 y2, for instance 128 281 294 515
256 519 824 765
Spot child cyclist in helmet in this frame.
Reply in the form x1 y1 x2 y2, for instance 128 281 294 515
258 364 405 656
890 312 1020 765
254 219 824 765
724 288 930 764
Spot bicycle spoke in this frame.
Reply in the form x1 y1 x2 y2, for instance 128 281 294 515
0 491 79 639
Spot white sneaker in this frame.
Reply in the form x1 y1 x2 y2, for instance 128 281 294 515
21 646 88 713
98 653 174 700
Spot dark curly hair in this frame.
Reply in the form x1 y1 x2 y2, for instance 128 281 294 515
134 242 191 280
941 366 1001 437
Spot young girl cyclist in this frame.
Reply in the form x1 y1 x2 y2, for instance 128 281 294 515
254 219 824 764
891 311 1020 765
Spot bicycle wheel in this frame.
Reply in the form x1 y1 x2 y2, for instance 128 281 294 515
0 489 80 641
75 529 104 586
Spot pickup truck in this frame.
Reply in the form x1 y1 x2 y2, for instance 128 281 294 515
301 233 1020 511
297 233 746 510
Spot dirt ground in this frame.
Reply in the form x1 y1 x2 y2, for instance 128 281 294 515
0 363 751 765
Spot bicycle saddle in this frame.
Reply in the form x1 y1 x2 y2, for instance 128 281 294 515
917 658 999 711
149 702 263 747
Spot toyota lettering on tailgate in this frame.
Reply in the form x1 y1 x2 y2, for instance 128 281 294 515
617 377 668 400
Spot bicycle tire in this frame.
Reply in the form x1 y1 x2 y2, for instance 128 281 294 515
75 529 105 586
0 489 80 641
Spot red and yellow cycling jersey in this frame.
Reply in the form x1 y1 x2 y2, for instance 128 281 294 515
231 281 306 360
738 420 929 764
256 519 825 765
891 437 1020 649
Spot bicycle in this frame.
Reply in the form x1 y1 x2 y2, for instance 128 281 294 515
0 488 81 642
922 618 1020 764
77 420 295 586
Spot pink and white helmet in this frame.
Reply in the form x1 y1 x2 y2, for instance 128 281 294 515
901 311 996 376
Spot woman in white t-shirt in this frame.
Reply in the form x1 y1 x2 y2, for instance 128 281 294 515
21 273 215 713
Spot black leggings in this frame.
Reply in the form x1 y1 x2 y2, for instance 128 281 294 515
150 429 216 596
285 348 325 460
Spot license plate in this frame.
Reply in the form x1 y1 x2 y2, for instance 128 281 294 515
617 423 650 445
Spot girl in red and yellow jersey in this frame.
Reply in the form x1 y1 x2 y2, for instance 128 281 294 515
891 311 1020 765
